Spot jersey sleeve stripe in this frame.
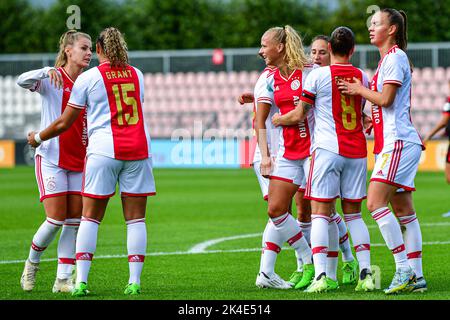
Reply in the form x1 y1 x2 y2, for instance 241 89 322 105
67 102 85 109
301 90 316 104
383 80 402 86
257 97 272 104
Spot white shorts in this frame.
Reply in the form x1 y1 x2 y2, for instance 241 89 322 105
305 148 367 202
82 154 156 198
270 153 310 190
35 155 82 202
370 140 421 191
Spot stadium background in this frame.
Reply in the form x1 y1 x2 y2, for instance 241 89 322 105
1 0 450 301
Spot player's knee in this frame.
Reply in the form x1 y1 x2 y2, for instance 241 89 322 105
267 204 286 219
366 200 380 214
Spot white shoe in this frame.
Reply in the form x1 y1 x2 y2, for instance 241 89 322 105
256 272 292 289
20 259 39 291
52 277 75 293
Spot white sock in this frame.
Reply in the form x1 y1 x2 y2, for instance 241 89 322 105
126 218 147 285
299 221 312 246
344 213 371 273
398 213 423 278
371 207 409 270
294 219 304 272
259 220 270 273
75 217 100 284
28 217 63 263
273 213 312 265
327 220 339 281
57 218 80 279
260 219 283 276
333 213 354 262
311 214 330 279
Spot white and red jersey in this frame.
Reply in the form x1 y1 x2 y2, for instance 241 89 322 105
301 64 368 158
67 62 151 160
16 66 87 171
371 45 423 154
261 65 315 160
252 66 280 162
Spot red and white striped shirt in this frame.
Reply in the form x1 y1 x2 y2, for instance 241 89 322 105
301 63 368 158
16 67 87 171
67 62 151 160
371 45 423 154
260 66 315 160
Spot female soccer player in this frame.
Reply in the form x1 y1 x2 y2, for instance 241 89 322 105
296 35 360 287
17 30 92 293
273 26 374 293
337 9 426 294
28 27 155 297
254 25 314 290
424 81 450 183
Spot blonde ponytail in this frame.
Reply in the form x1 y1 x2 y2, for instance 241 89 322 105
264 25 309 71
55 30 91 68
97 27 129 68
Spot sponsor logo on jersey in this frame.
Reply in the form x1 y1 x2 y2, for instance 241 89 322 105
376 170 384 176
65 87 71 93
291 79 301 91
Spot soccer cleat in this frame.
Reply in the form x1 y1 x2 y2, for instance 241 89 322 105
287 271 303 286
304 273 328 293
124 283 141 295
355 269 375 292
342 259 359 285
20 259 39 291
52 277 74 293
326 277 339 291
294 263 314 290
255 272 292 289
71 282 89 297
384 267 416 295
407 277 427 293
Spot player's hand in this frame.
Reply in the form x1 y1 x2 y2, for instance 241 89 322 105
260 156 272 178
272 113 282 127
337 77 362 96
27 131 40 148
363 114 373 135
238 92 254 105
48 69 63 90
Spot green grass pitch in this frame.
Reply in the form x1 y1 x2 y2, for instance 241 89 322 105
0 166 449 300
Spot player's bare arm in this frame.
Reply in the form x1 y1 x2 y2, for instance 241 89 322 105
337 77 398 108
255 102 272 177
271 101 311 127
424 113 450 142
27 106 82 148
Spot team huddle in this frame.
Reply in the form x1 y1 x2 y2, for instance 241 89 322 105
16 7 426 297
239 8 426 294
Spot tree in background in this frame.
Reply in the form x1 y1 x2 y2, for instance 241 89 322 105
1 0 449 53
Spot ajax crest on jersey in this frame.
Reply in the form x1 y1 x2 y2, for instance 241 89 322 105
291 79 301 91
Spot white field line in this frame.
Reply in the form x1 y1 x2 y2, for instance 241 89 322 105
2 241 450 266
1 222 449 265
